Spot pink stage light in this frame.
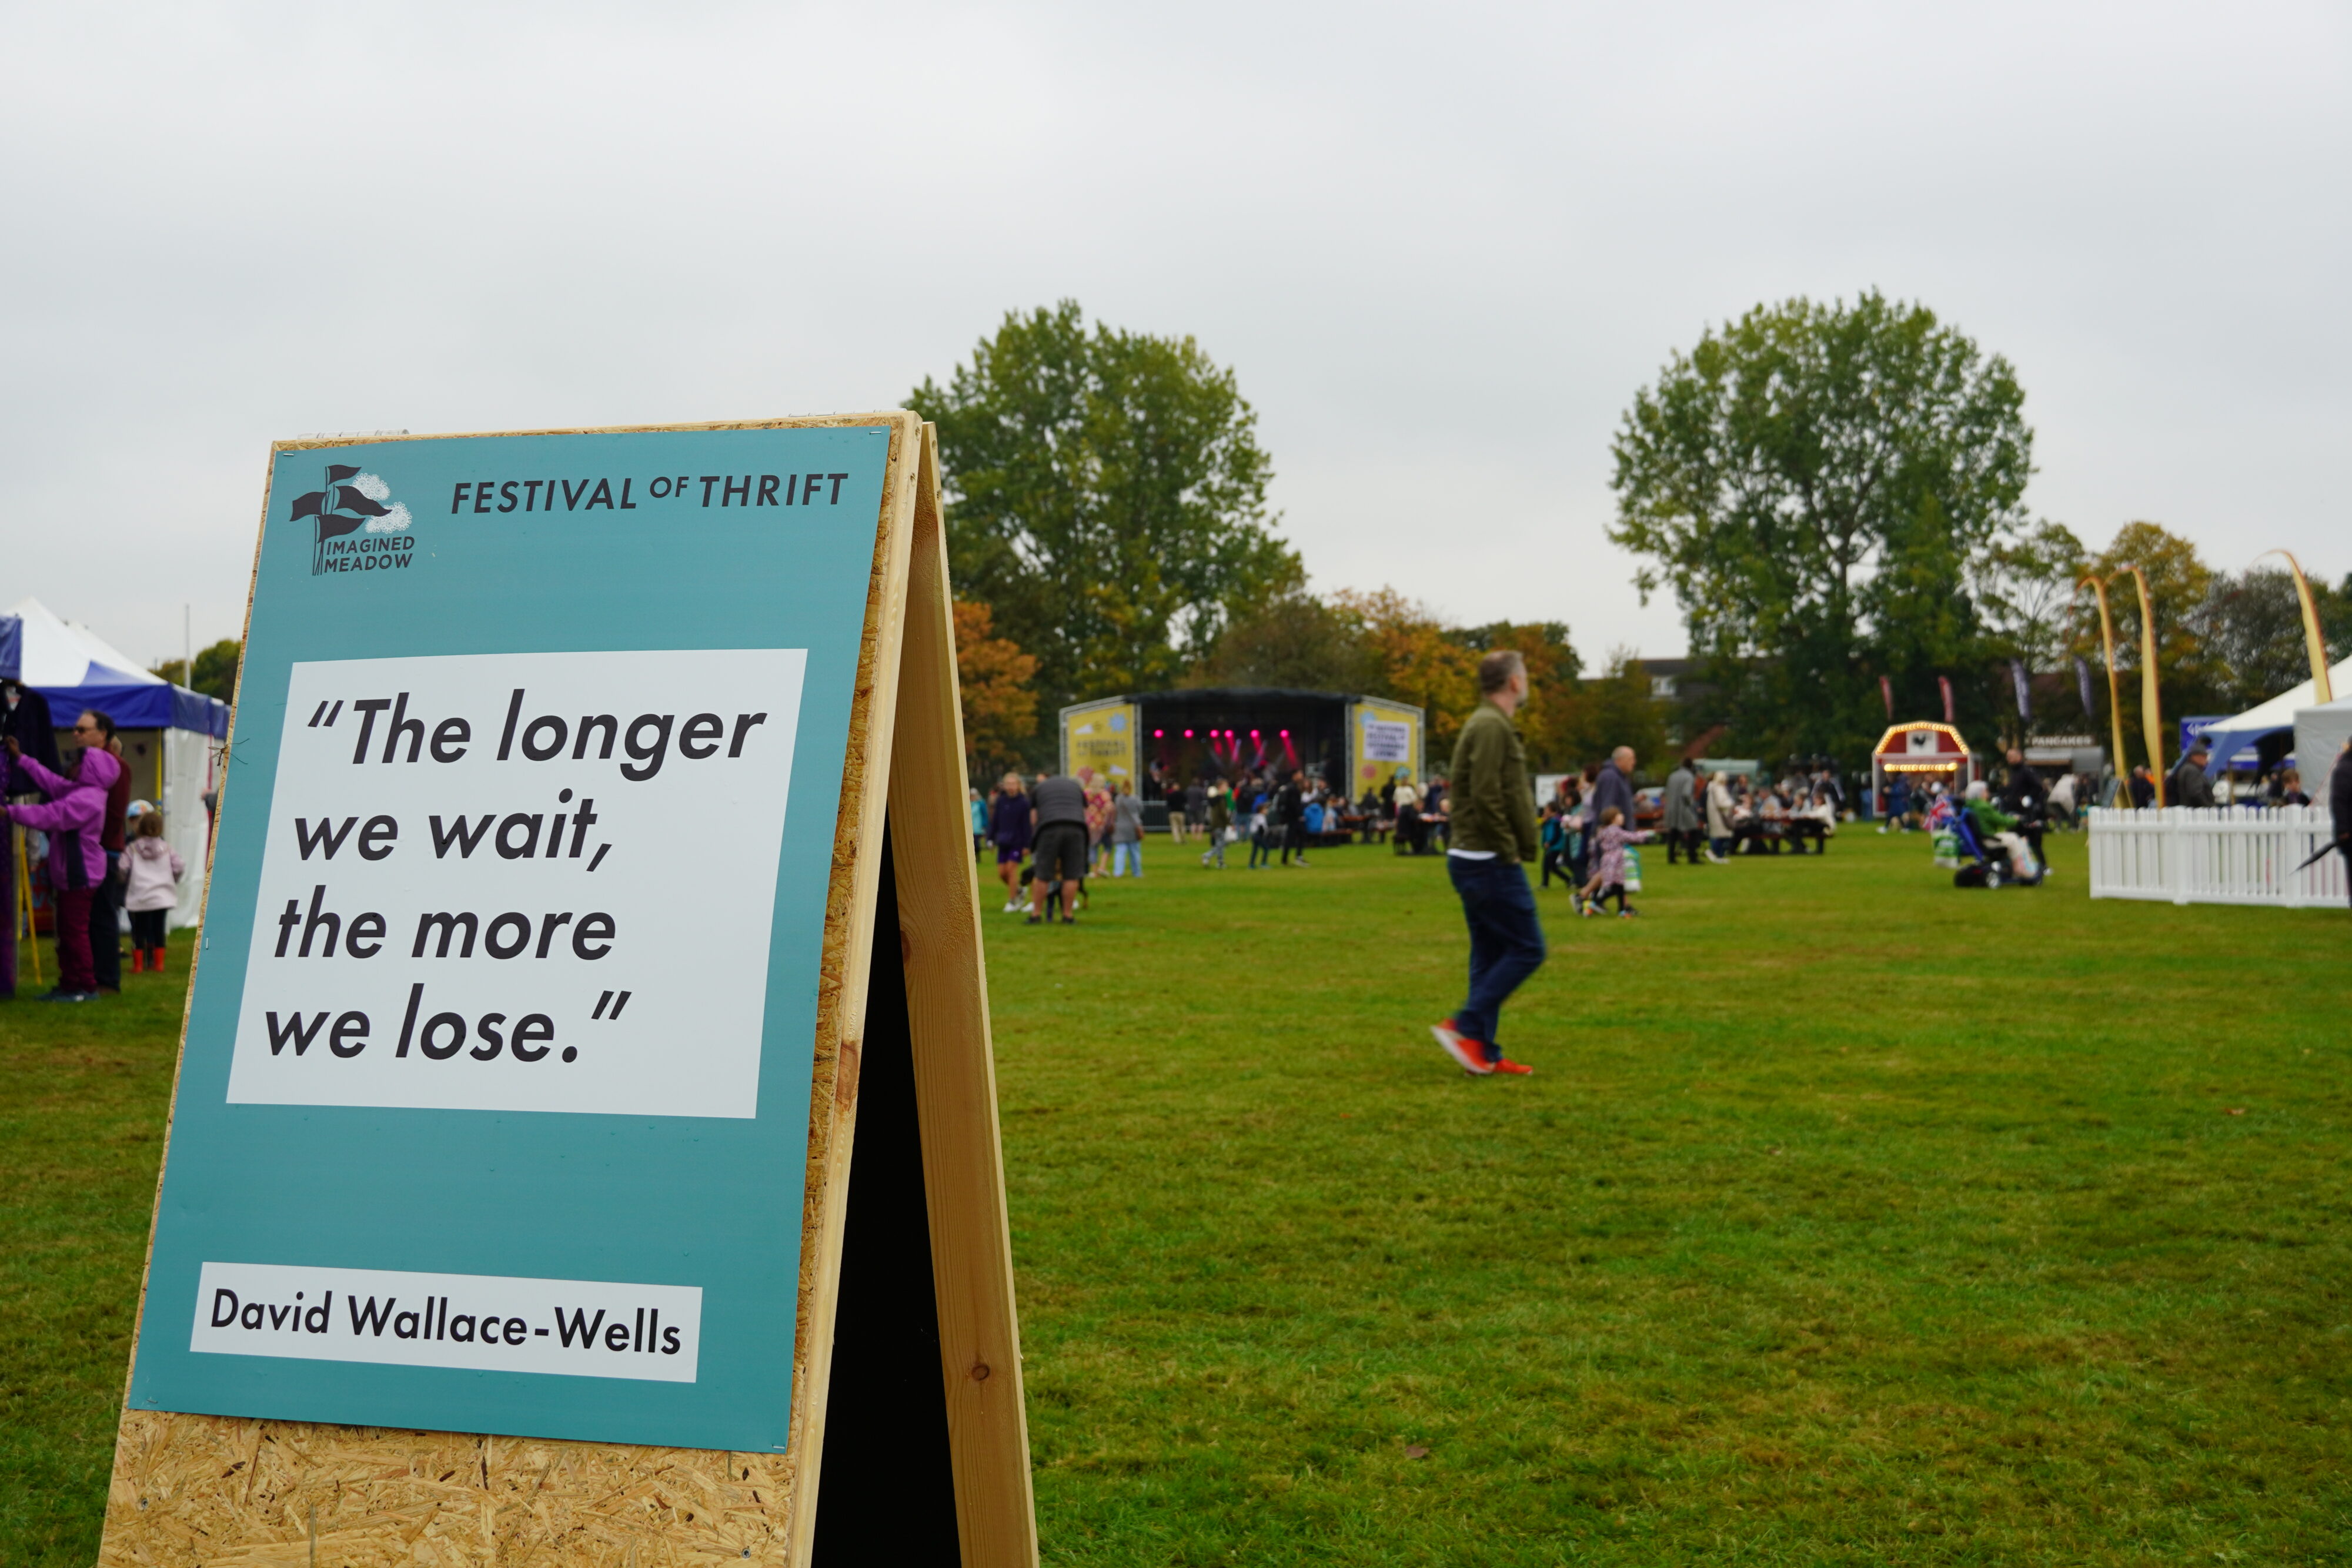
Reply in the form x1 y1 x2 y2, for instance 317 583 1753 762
1153 729 1164 737
1279 730 1289 738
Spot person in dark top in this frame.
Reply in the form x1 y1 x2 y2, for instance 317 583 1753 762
1998 747 2048 867
1562 773 1591 891
1433 650 1544 1077
1 681 62 1000
1277 771 1309 867
2170 740 2215 809
2127 765 2156 809
1591 747 1637 837
988 773 1031 913
80 711 129 993
2330 739 2352 910
1028 769 1090 925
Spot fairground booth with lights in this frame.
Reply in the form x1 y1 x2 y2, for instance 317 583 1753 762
1060 689 1425 799
1870 721 1981 807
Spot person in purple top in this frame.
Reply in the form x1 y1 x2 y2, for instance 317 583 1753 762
6 732 122 1001
0 679 64 1000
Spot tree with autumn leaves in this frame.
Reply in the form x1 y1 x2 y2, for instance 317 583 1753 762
1196 587 1662 773
952 599 1040 780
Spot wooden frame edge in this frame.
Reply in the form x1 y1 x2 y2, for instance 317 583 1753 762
891 423 1040 1567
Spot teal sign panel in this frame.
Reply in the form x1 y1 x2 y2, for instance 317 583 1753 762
125 424 893 1452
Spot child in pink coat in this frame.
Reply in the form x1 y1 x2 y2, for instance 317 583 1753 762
1580 806 1653 919
122 810 186 972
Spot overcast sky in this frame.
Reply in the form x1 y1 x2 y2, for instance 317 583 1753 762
5 1 2346 674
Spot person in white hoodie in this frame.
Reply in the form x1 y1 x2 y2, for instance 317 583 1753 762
121 807 185 973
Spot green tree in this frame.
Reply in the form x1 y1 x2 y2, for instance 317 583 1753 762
1188 590 1379 693
1565 649 1669 777
2192 565 2352 713
1453 619 1585 772
2076 522 2223 764
1609 292 2033 763
913 302 1300 716
1192 590 1595 770
1975 519 2089 674
151 638 242 702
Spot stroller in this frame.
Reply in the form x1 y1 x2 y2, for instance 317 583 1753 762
1949 804 2044 889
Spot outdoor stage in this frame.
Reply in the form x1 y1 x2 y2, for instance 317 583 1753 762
1060 687 1424 792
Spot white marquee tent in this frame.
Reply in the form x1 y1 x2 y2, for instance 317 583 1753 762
2194 653 2352 778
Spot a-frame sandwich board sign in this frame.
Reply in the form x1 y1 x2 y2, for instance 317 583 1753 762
96 413 1036 1566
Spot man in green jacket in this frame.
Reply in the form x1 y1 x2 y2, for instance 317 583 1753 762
1432 650 1545 1077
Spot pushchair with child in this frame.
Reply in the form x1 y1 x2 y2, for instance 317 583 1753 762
1949 800 2044 889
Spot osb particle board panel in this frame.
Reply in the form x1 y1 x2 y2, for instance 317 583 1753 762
105 1414 787 1566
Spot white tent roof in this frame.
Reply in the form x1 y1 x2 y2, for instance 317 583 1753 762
2204 654 2352 734
6 596 166 689
2196 653 2352 772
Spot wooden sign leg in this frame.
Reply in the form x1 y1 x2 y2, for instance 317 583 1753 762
879 425 1038 1567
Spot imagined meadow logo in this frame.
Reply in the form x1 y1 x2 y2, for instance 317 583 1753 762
292 464 416 577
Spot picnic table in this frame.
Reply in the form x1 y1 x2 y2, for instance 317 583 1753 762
1732 816 1830 854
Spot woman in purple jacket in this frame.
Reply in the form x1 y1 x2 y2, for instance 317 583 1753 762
6 735 121 1001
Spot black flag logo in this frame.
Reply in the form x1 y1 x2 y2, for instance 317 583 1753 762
292 464 395 575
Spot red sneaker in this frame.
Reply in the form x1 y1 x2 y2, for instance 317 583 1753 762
1489 1057 1535 1075
1431 1021 1492 1075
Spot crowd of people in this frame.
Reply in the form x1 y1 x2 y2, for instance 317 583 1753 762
1873 738 2326 830
968 761 1476 920
3 687 186 1004
962 729 1862 950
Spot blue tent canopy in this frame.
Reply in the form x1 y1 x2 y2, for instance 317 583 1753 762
0 607 230 739
2190 653 2352 778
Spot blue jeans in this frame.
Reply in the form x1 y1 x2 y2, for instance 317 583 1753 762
1446 855 1546 1058
1112 841 1142 877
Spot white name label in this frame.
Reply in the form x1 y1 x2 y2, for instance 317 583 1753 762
189 1262 701 1382
224 649 806 1119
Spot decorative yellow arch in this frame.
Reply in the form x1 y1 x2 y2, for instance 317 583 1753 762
2074 574 2132 800
2112 566 2166 806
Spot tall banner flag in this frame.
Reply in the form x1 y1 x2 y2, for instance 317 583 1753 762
2010 660 2032 725
2255 549 2336 704
2077 574 2132 788
1938 676 1955 726
1879 674 1895 722
2120 564 2167 803
2074 655 2096 723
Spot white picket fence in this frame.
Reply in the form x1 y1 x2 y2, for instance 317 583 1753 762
2086 805 2346 908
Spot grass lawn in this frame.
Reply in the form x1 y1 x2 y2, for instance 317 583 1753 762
9 830 2352 1563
